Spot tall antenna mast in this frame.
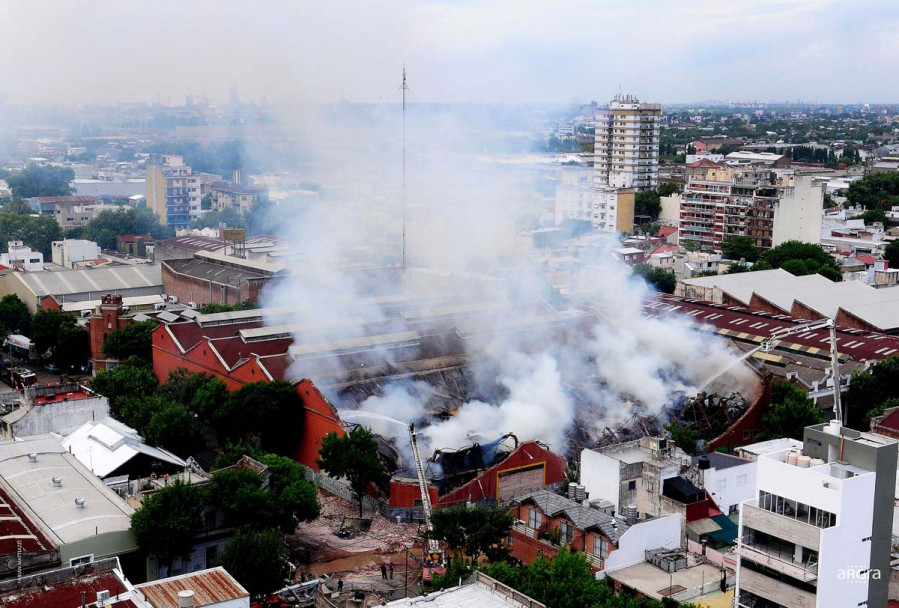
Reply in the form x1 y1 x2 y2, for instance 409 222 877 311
401 65 408 270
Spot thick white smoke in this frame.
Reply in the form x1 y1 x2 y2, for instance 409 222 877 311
260 104 758 458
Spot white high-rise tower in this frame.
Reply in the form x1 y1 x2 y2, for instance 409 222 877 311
593 94 661 191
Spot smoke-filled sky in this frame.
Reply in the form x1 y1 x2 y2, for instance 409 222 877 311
2 0 897 106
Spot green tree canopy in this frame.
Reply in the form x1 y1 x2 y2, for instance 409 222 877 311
6 164 74 198
632 264 677 294
665 423 701 456
846 172 899 210
102 319 158 364
214 380 304 454
79 207 173 250
852 208 888 224
89 359 158 417
759 381 825 440
429 505 514 562
0 213 63 257
758 240 841 281
216 530 287 601
658 182 680 197
130 480 203 564
720 235 762 263
31 309 81 359
844 356 899 430
0 294 31 335
141 399 203 457
54 323 90 370
190 207 245 231
634 190 662 218
317 427 389 516
884 241 899 271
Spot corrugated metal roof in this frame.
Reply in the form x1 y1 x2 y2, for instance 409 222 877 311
61 418 186 479
11 264 162 298
135 567 248 607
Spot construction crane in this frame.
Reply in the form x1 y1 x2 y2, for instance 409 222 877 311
761 317 844 424
408 422 439 552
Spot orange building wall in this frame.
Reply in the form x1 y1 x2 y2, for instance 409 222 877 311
151 325 344 470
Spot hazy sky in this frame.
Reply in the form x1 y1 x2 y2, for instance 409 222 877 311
2 0 897 106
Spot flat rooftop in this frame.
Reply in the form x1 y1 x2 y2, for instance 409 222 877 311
608 562 727 601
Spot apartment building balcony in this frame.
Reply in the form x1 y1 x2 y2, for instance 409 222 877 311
738 567 816 608
736 542 817 582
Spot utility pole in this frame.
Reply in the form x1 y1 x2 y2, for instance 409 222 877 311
401 65 408 270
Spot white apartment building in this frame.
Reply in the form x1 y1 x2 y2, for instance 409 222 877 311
51 239 101 269
735 423 897 608
771 174 825 247
554 166 596 224
594 94 661 191
146 155 219 229
1 240 43 272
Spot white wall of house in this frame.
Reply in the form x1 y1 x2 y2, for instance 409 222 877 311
580 449 621 511
700 461 756 514
604 514 682 574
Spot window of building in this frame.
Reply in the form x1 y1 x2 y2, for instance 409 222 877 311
70 554 94 567
593 536 610 558
559 521 574 544
742 430 751 440
627 480 636 491
647 480 655 493
528 509 542 529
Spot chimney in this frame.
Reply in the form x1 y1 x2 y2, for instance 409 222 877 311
178 590 195 608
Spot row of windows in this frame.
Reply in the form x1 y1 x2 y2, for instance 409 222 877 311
758 490 836 528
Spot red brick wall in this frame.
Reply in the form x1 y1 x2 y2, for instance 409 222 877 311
438 442 567 507
749 294 789 315
89 296 133 372
152 325 344 470
389 480 440 508
708 376 772 451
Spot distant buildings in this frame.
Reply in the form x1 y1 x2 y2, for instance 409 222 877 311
210 170 265 214
678 162 824 250
146 155 220 229
734 423 897 608
0 263 163 313
50 239 102 269
26 195 105 229
593 94 661 191
0 240 43 272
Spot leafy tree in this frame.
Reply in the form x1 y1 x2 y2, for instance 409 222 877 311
0 213 63 256
80 207 173 250
431 556 475 591
846 172 899 210
844 356 899 430
130 480 203 567
665 423 701 456
190 376 228 419
54 323 89 370
198 300 254 314
90 359 158 417
317 427 389 516
31 309 79 358
720 235 761 263
632 264 677 294
657 182 680 197
429 505 513 563
759 381 825 440
759 240 841 281
142 400 203 457
0 295 31 335
216 530 287 601
884 241 899 270
634 190 662 218
851 208 887 224
6 164 74 198
214 381 304 454
725 261 752 274
190 207 245 230
213 439 263 469
201 193 213 211
102 319 158 364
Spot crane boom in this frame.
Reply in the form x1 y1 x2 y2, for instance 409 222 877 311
761 318 843 424
409 422 439 552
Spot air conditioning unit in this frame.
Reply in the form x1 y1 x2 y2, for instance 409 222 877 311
122 306 130 313
80 310 92 318
97 590 110 603
154 303 167 311
188 301 198 310
169 295 179 304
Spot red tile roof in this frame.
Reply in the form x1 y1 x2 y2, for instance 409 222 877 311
878 409 899 432
657 226 678 239
650 245 679 256
856 255 877 266
687 158 723 168
0 567 124 608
